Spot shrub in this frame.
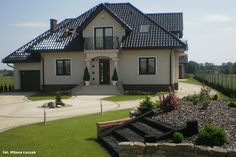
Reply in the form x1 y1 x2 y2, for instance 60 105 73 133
159 91 180 112
48 102 55 108
197 124 227 147
111 68 118 81
173 132 184 143
83 67 90 81
137 96 156 115
228 101 236 108
0 85 3 92
211 94 218 100
4 84 8 92
55 92 64 106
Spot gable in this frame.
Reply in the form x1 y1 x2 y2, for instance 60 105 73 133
82 9 126 40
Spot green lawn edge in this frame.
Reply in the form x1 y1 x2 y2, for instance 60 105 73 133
0 109 129 157
27 92 72 101
103 92 165 102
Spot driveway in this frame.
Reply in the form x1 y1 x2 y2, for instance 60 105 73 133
0 82 202 132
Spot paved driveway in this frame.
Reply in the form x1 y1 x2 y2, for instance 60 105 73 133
0 82 202 132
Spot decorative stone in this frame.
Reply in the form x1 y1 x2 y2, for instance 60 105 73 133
175 143 194 152
145 143 158 153
158 143 176 151
227 148 236 157
119 142 134 151
133 142 145 154
210 146 227 157
195 145 211 156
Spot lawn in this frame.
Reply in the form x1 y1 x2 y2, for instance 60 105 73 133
0 76 14 86
180 78 202 86
0 109 129 157
103 92 165 102
27 91 72 101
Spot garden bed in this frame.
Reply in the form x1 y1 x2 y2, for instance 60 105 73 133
154 100 236 149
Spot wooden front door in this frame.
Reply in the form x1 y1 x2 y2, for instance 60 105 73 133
99 59 110 85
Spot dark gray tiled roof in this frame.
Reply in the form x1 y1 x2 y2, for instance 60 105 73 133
2 3 187 63
146 13 183 32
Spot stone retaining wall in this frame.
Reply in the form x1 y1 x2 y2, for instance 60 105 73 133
119 142 236 157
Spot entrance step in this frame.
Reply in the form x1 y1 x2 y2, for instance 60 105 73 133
72 85 122 95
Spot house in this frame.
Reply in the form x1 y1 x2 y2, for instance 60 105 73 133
2 3 188 92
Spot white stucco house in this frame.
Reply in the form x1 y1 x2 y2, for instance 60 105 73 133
2 3 188 92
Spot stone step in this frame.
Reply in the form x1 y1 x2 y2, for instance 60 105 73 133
72 85 122 95
141 117 173 132
129 122 164 137
113 128 144 142
100 135 120 157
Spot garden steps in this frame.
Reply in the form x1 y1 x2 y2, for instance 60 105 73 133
113 128 144 142
72 85 122 95
141 117 173 132
129 122 164 137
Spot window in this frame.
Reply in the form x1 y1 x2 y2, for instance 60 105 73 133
94 27 113 49
139 57 156 75
56 59 71 75
140 25 150 33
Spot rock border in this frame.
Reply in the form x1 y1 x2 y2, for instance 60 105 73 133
119 142 236 157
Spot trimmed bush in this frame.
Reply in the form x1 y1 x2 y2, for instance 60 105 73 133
137 96 156 115
111 68 118 81
228 101 236 108
0 85 3 92
197 124 227 147
211 94 218 100
173 132 184 143
4 84 8 92
55 92 65 106
83 67 90 81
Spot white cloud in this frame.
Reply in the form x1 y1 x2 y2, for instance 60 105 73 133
204 14 234 22
10 22 48 28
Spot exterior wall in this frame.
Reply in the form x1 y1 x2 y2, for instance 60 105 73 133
13 62 41 90
82 10 126 43
118 49 171 85
119 142 236 157
41 52 85 86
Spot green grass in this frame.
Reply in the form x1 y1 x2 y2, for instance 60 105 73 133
0 76 14 86
0 109 129 157
103 92 165 102
180 78 202 86
27 91 72 101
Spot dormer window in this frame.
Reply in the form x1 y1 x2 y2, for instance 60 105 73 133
140 25 150 33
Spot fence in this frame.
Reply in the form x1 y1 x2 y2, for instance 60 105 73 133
195 73 236 90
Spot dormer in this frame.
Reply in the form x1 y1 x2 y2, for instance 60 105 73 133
79 4 132 50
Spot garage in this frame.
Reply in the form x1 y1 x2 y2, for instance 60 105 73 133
20 70 40 91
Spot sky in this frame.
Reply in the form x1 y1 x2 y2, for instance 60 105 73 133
0 0 236 69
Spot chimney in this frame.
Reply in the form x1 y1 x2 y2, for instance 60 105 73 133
50 19 57 32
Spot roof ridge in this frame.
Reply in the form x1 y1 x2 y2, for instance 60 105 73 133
146 12 183 15
126 3 186 48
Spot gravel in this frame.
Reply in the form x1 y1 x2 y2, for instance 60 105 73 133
154 100 236 149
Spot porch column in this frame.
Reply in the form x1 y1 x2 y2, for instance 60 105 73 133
112 58 119 70
85 58 91 72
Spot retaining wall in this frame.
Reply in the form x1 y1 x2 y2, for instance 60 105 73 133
119 142 236 157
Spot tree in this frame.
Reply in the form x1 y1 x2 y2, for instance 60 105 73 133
83 67 90 81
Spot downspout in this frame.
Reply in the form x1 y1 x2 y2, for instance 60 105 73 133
169 49 173 88
41 56 45 91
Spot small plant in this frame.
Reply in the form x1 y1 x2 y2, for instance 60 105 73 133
83 67 90 81
228 101 236 108
173 132 184 143
211 94 218 100
159 90 179 112
137 96 156 115
197 124 227 147
111 68 118 81
55 92 64 106
0 85 3 92
4 84 8 92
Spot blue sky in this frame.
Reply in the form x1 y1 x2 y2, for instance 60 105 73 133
1 0 236 69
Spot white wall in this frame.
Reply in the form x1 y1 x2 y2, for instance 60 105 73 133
41 52 85 85
118 49 172 84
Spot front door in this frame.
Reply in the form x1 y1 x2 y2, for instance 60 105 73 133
99 59 110 85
